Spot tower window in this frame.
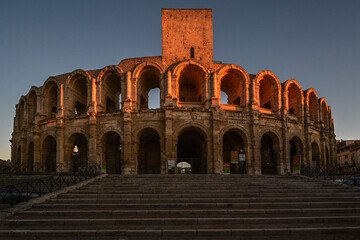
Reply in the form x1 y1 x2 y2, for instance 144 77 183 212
190 47 195 58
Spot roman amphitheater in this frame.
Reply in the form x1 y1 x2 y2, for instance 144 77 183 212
11 9 336 175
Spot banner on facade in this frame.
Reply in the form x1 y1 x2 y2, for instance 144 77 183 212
223 163 230 174
293 155 301 174
231 151 238 164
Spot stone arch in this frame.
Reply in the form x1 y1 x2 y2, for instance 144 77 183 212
42 80 59 118
260 131 282 174
17 97 26 129
216 64 250 108
221 127 249 174
135 64 162 109
283 79 304 118
41 135 57 172
319 97 329 129
176 125 209 174
98 66 123 113
132 62 164 79
289 135 303 173
27 89 37 125
311 141 321 169
173 122 211 141
65 133 88 172
101 131 122 174
137 127 161 174
255 70 282 113
173 60 208 104
66 70 91 116
305 88 319 123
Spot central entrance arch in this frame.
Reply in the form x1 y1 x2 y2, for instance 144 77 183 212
177 128 207 174
102 131 122 174
261 132 280 174
42 136 57 172
138 128 161 174
223 130 246 174
311 142 320 169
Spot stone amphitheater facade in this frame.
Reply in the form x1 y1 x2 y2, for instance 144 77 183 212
11 9 336 175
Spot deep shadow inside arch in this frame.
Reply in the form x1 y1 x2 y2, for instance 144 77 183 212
261 133 280 175
223 131 246 174
42 136 57 172
177 130 207 174
289 137 303 173
102 132 122 174
138 129 161 174
68 133 88 172
311 142 320 169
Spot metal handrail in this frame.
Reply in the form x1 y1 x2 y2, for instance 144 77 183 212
0 167 101 208
301 165 360 186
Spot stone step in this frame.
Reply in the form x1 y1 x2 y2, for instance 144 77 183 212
4 216 360 227
17 207 360 218
45 196 360 204
55 192 360 199
37 200 360 208
1 226 360 239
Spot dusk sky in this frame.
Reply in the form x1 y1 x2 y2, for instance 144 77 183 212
0 0 359 160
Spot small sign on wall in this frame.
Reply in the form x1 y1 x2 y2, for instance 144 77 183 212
223 163 230 174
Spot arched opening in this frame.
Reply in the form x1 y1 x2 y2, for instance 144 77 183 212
27 141 34 172
138 66 160 109
102 71 122 113
43 81 58 118
289 137 303 173
311 142 320 169
68 75 88 115
42 136 57 172
259 78 277 111
287 83 301 117
223 130 246 174
261 132 280 174
177 128 207 174
178 65 204 103
102 132 122 174
28 91 37 125
220 71 243 106
308 92 318 122
322 102 329 129
68 133 88 172
138 128 161 174
18 99 25 129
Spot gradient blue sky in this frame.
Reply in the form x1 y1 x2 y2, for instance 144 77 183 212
0 0 359 160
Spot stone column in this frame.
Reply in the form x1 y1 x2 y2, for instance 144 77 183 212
164 109 174 174
211 110 221 174
122 112 133 174
88 117 97 168
33 131 41 171
123 72 132 110
56 122 64 171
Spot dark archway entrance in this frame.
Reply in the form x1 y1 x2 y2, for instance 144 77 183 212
102 132 122 174
311 142 320 169
42 136 57 172
289 137 303 173
177 129 207 174
138 129 161 174
68 133 88 172
261 132 280 174
223 130 246 174
27 142 34 172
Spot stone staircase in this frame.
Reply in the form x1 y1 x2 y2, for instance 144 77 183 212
1 174 360 239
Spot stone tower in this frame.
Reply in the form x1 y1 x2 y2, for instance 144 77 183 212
161 9 213 68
